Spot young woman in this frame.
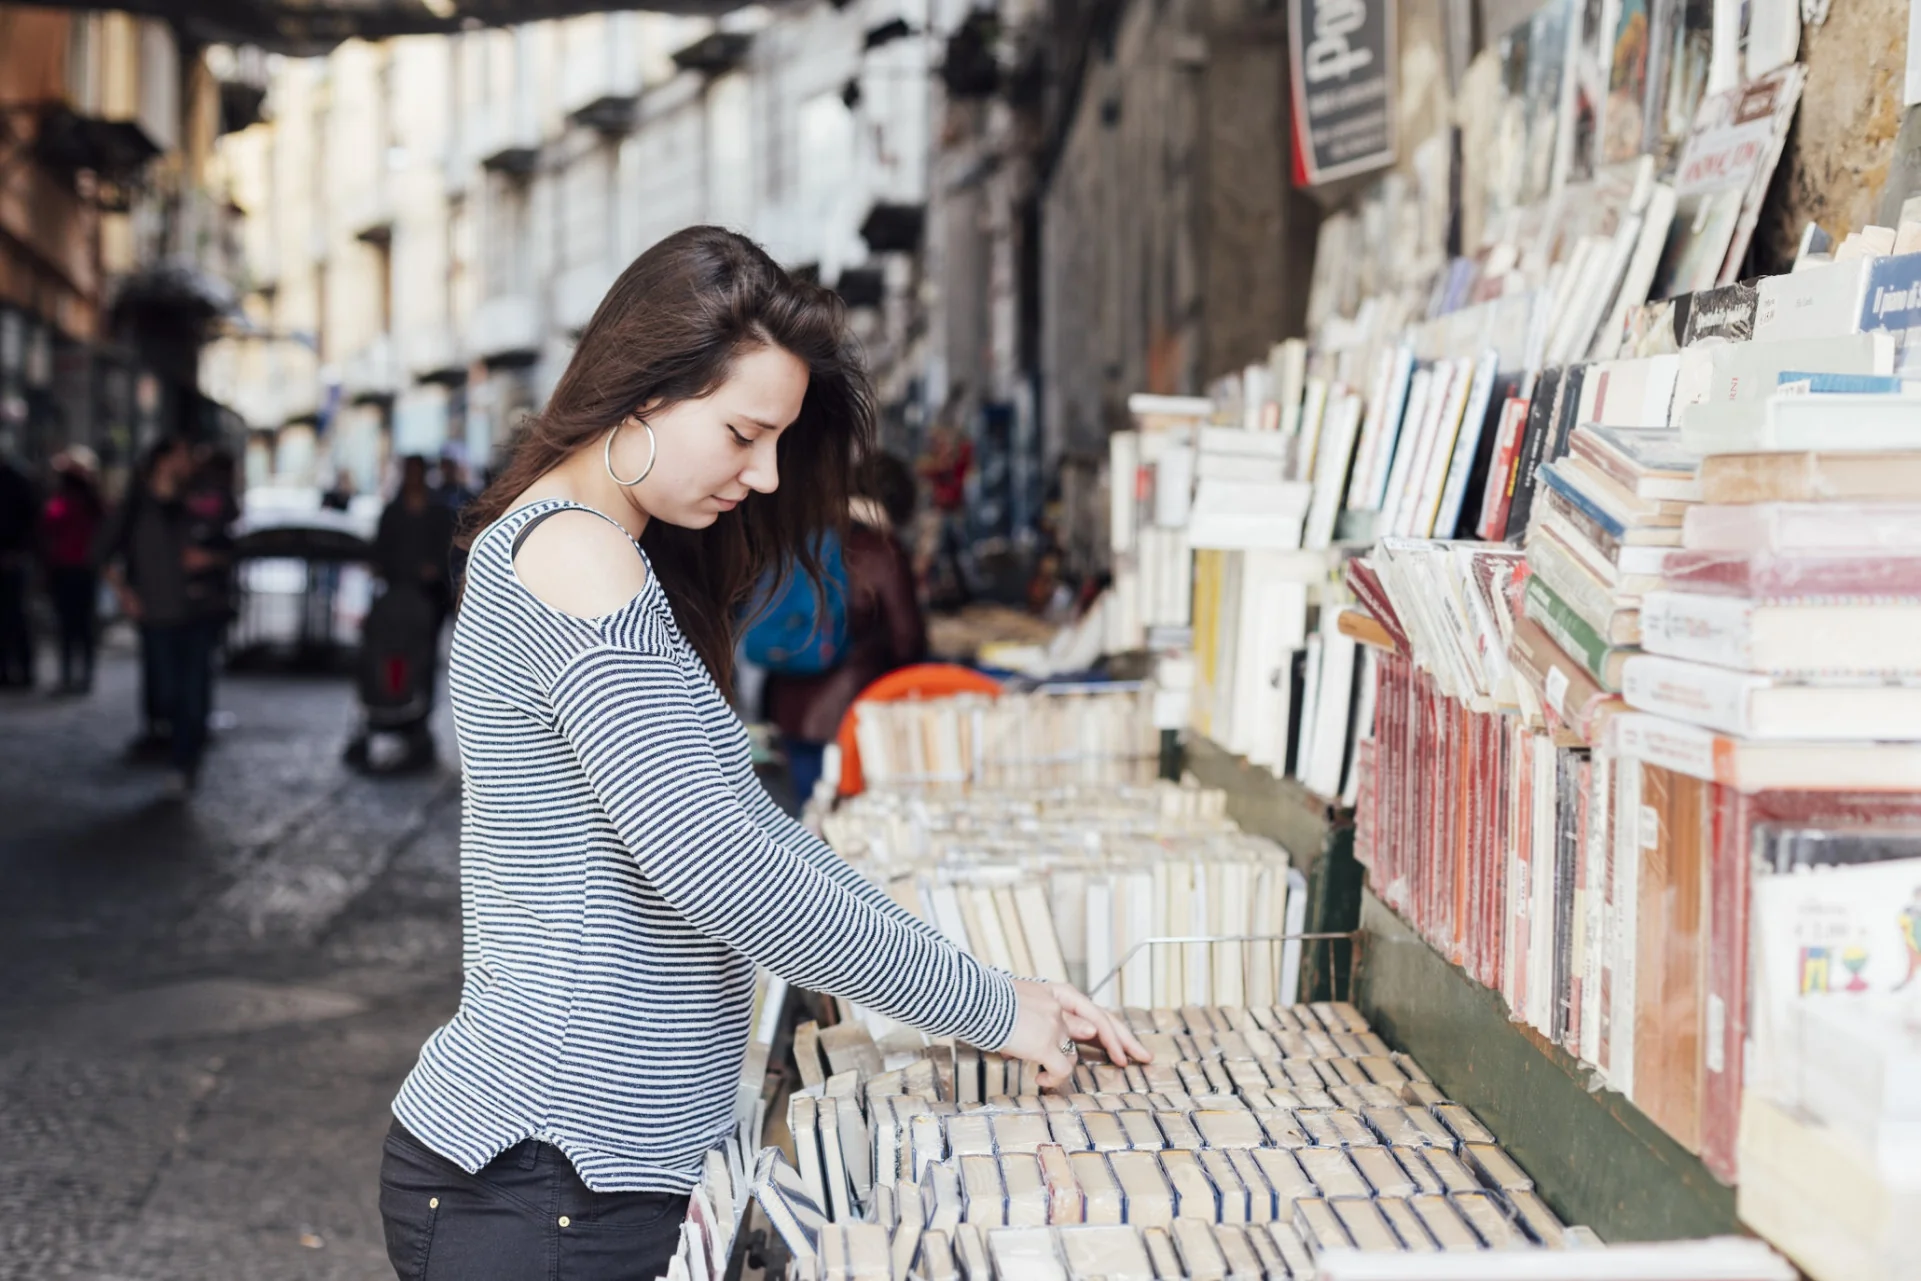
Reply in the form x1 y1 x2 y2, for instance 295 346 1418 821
378 227 1147 1281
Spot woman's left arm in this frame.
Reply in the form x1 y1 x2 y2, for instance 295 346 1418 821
733 753 968 951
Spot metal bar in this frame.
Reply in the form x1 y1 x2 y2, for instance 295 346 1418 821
1086 930 1363 1003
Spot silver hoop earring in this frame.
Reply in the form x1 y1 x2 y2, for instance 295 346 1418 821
605 417 657 487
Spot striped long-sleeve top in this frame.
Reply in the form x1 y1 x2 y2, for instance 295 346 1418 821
393 499 1017 1191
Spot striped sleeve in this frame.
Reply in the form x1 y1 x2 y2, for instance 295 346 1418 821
548 644 1018 1049
733 756 971 954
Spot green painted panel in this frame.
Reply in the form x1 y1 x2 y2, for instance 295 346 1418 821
1356 891 1740 1243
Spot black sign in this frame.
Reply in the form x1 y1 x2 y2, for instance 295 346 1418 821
1288 0 1397 186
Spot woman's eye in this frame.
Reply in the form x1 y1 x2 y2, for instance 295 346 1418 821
728 426 753 446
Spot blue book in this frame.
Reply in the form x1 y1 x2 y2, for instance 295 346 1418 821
1537 461 1625 540
1774 371 1921 394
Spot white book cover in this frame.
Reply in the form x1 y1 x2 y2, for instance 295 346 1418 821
1744 0 1799 80
1294 378 1332 483
1672 332 1896 436
1084 876 1114 1005
1341 647 1378 808
1243 362 1272 434
1346 347 1411 516
1596 183 1679 361
1641 590 1921 676
1187 481 1313 551
1304 392 1364 549
1215 553 1248 755
1591 354 1682 427
1304 625 1359 801
1530 737 1557 1038
1750 858 1921 1103
1151 444 1197 528
1199 425 1292 457
1187 860 1213 1007
1374 367 1439 523
1272 339 1308 436
1502 724 1527 1014
1245 571 1311 773
1622 652 1921 740
1122 870 1155 1008
1197 453 1288 484
1401 358 1475 537
926 882 972 951
1434 350 1503 539
1753 256 1876 342
1293 632 1325 785
1248 866 1279 1008
1279 867 1309 1006
1681 499 1921 554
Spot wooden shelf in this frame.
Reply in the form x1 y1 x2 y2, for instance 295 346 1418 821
1177 733 1740 1245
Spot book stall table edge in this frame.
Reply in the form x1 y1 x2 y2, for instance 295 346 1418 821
1180 732 1742 1246
1179 734 1364 1005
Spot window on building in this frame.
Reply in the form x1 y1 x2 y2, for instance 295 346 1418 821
485 175 528 298
560 148 611 270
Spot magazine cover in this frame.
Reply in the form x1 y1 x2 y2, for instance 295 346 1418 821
1605 0 1655 165
1650 63 1805 298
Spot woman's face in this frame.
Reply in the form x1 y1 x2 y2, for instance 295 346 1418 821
621 343 808 529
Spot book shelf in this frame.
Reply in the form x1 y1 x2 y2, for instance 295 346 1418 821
1179 731 1742 1245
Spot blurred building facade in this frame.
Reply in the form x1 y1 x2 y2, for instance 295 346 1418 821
209 1 986 496
0 5 261 485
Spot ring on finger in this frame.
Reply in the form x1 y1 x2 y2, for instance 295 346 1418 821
1058 1037 1077 1057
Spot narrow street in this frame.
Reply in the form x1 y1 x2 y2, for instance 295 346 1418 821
0 631 465 1280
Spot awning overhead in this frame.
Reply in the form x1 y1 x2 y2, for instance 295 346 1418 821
26 1 744 55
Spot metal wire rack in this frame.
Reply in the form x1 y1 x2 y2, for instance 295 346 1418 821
1086 929 1366 1007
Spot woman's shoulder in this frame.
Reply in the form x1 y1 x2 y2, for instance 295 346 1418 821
514 508 651 622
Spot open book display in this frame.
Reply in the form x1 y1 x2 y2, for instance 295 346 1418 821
821 780 1308 1012
757 1005 1789 1280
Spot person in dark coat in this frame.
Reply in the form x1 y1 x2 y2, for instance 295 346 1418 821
0 450 39 689
40 448 104 693
763 453 926 805
98 436 230 794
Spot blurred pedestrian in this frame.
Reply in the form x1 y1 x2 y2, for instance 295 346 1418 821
0 448 37 689
375 455 458 631
917 410 973 607
762 453 926 805
184 446 239 627
99 436 226 794
320 470 356 513
434 445 477 514
40 447 104 694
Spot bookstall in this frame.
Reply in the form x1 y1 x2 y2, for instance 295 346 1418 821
713 2 1921 1276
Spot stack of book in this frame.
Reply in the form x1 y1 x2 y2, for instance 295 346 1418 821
850 686 1161 792
1616 451 1921 790
1517 423 1697 711
821 782 1308 1010
757 1005 1791 1280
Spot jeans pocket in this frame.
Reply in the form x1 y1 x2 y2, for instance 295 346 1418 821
377 1156 441 1281
563 1190 688 1234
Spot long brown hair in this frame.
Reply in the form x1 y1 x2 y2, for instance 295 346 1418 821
462 226 875 689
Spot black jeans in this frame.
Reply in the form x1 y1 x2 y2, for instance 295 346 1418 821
48 567 97 690
378 1120 689 1281
143 619 217 775
0 561 32 686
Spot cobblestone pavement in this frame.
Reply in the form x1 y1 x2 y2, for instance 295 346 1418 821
0 631 466 1280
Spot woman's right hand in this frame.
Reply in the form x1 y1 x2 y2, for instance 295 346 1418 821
1000 979 1153 1090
